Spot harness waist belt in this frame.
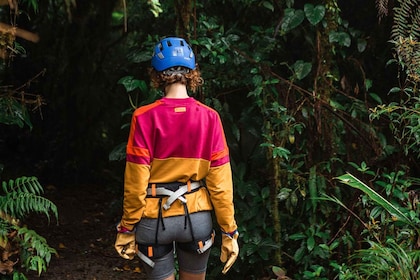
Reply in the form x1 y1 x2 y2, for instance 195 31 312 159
146 181 204 210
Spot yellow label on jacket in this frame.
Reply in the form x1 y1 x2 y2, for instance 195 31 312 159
174 107 187 112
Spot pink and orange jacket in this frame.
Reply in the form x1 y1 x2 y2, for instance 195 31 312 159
120 97 237 234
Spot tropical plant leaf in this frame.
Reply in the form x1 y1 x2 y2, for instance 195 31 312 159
329 31 351 47
304 4 325 25
335 173 413 226
281 8 305 33
292 60 312 80
0 177 58 221
118 76 147 93
0 98 33 129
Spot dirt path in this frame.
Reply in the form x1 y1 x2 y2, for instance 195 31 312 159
25 183 147 280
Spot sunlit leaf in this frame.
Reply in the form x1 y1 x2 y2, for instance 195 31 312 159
335 173 413 226
272 266 286 276
277 188 292 201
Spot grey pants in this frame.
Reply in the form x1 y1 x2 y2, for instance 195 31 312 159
136 211 213 280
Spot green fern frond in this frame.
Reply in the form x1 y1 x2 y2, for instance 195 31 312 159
391 0 420 40
0 177 58 222
2 176 44 196
391 0 420 84
0 219 12 245
392 36 420 83
412 8 420 38
376 0 389 20
0 193 58 222
0 175 58 278
16 226 57 275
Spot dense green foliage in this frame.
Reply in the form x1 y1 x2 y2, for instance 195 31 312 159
0 1 58 278
0 176 58 279
1 0 419 279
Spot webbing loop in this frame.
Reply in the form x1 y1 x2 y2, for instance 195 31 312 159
146 181 204 210
151 183 156 197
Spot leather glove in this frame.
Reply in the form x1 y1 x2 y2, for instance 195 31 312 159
114 224 136 260
220 230 239 274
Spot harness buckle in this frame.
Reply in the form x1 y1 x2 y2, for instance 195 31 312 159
146 181 204 210
177 229 215 254
196 230 215 254
136 243 174 268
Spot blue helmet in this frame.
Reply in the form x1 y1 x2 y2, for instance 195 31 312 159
151 37 196 71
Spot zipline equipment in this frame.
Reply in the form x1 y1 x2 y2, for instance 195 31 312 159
137 181 215 267
147 181 203 210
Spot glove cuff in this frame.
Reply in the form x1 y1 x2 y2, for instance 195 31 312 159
116 223 135 233
221 229 238 238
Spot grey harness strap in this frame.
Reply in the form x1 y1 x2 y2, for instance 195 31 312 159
136 250 155 268
137 181 212 268
146 181 203 210
197 230 215 254
136 231 215 268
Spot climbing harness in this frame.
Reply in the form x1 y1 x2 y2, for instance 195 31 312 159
137 181 215 267
147 181 203 210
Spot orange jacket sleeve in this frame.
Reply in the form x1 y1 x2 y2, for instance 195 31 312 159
206 162 237 233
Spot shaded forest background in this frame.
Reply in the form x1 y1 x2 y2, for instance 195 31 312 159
0 0 419 279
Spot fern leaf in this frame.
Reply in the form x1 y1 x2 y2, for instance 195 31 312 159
0 219 11 244
0 184 58 221
411 8 420 38
391 0 420 83
376 0 389 20
2 181 7 193
16 225 57 275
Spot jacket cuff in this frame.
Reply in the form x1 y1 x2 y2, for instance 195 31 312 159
221 229 238 238
117 222 135 233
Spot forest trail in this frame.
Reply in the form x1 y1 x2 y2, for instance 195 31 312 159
26 184 146 280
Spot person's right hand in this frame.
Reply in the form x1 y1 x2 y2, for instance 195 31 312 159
220 230 239 274
114 224 136 260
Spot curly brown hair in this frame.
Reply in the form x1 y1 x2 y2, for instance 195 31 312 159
148 67 203 93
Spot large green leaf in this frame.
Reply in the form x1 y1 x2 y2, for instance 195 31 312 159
292 60 312 80
329 31 351 47
0 98 33 129
304 4 325 25
118 76 147 93
281 8 305 33
335 173 413 226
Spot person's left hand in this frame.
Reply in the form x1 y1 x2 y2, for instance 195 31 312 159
220 230 239 274
114 224 136 260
